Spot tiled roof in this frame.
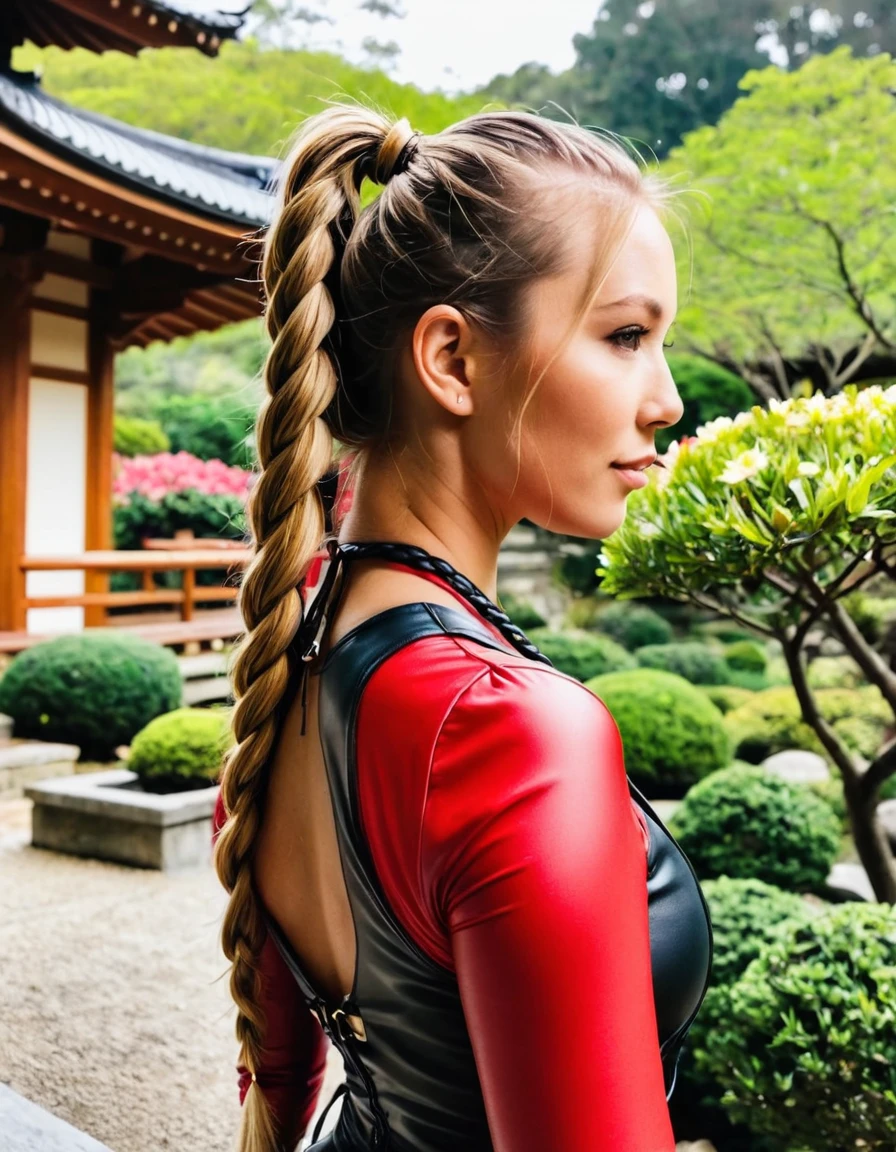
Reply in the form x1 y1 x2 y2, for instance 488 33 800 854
0 71 275 227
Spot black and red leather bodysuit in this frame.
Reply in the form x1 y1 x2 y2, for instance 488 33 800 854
214 558 713 1151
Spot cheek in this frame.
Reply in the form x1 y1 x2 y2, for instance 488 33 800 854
524 344 621 469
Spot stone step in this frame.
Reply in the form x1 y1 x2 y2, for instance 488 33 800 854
503 525 541 550
177 651 229 680
497 549 554 574
0 738 80 799
182 676 233 707
0 1084 113 1151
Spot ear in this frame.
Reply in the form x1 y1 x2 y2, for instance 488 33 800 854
411 305 477 414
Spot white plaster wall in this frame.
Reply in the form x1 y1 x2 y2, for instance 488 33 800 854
45 229 91 259
30 312 89 373
31 274 89 307
25 379 88 634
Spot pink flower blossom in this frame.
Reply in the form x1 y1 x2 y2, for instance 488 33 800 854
113 451 253 504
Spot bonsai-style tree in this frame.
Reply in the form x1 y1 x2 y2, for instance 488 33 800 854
598 383 896 901
664 46 896 402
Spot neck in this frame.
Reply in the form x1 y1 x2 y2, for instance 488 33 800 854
335 448 508 603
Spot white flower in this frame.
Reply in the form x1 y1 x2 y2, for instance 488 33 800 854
719 447 770 484
796 461 821 477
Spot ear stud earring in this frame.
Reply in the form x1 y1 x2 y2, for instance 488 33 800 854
456 395 464 405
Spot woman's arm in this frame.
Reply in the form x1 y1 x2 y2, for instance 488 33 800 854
423 665 676 1151
213 792 329 1148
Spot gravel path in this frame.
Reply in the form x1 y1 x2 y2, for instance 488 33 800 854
0 798 344 1152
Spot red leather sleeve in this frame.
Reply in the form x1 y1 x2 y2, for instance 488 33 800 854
212 792 328 1148
357 647 675 1152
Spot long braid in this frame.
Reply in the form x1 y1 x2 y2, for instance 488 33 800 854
213 106 395 1152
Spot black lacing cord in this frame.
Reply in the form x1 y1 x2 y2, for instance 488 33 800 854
333 539 554 667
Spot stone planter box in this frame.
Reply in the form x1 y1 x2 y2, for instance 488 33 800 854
0 738 80 799
25 768 219 872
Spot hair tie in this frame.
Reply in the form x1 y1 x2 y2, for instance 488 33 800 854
373 119 422 185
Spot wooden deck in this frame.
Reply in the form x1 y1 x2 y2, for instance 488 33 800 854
0 606 243 656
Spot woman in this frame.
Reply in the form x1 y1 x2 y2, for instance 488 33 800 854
213 105 713 1152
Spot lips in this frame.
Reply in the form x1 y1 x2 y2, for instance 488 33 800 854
612 454 664 472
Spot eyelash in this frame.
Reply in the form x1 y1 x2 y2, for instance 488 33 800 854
611 326 675 352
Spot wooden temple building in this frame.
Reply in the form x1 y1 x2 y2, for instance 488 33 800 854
0 0 272 645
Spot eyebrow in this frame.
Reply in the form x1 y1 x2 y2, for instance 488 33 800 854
594 294 669 321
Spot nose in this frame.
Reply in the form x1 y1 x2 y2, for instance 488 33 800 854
642 362 684 431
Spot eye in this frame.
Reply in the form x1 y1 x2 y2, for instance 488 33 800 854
610 325 649 352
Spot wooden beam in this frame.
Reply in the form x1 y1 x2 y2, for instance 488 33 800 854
38 249 116 288
84 249 118 626
47 0 232 57
0 272 32 631
30 363 90 385
29 297 90 321
190 288 255 324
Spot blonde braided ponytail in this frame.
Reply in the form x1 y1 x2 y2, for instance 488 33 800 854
212 96 689 1152
213 105 407 1152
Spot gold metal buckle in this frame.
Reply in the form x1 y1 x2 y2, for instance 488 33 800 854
331 1007 368 1042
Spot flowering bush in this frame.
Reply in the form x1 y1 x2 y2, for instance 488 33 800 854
113 451 252 504
112 451 252 551
599 384 896 900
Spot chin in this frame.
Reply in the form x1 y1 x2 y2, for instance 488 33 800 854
528 502 627 541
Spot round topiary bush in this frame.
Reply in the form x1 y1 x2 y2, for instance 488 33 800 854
805 654 863 690
0 632 182 761
590 600 673 650
584 668 730 796
704 902 896 1151
668 764 842 892
129 706 234 793
699 684 755 715
635 641 729 685
669 877 824 1151
724 684 891 765
497 591 547 631
723 639 767 674
529 628 636 682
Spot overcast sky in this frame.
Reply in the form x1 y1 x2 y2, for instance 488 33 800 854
239 1 610 93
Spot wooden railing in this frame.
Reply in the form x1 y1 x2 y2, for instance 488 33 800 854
21 545 251 623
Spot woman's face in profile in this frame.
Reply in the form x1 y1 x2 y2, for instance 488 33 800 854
487 202 684 541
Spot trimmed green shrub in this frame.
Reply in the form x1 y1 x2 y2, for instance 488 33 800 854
668 764 841 892
723 639 767 674
590 600 673 650
690 619 758 645
0 632 182 760
724 684 891 765
584 668 730 796
842 589 896 646
114 414 170 457
529 628 636 682
497 591 547 631
670 877 824 1151
562 595 605 630
700 684 755 715
635 641 729 685
805 654 863 690
129 707 234 793
705 903 896 1150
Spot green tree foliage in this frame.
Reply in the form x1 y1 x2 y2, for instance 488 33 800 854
17 38 487 157
481 1 896 160
665 46 896 401
599 384 896 899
